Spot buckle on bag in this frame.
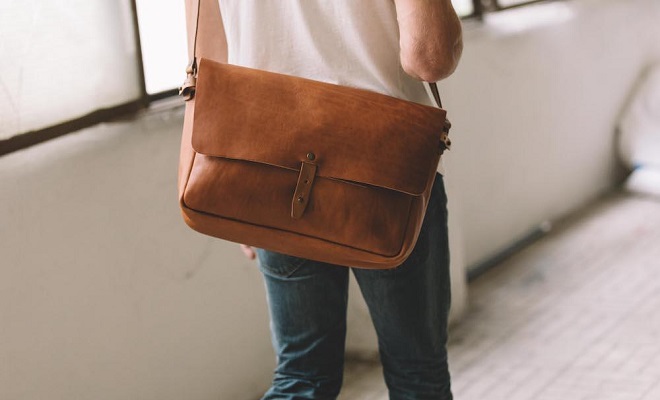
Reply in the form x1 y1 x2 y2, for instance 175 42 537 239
440 119 452 152
179 60 197 101
291 158 318 219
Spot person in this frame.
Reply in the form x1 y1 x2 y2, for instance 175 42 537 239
215 0 462 398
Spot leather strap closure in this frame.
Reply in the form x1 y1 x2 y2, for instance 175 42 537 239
179 60 197 101
291 160 318 219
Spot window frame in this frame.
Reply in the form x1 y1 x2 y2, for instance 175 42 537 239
0 0 149 157
462 0 555 19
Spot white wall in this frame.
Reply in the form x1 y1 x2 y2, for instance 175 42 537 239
2 0 659 399
442 0 660 267
0 109 274 400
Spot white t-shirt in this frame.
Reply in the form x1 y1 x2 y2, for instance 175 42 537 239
217 0 434 106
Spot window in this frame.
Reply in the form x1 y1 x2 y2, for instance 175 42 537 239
455 0 552 18
498 0 542 8
135 0 187 95
0 0 142 142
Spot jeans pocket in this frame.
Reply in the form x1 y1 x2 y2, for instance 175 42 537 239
255 249 310 278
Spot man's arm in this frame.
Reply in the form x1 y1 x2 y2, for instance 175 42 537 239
393 0 463 82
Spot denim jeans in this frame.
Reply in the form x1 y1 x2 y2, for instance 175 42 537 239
256 174 452 400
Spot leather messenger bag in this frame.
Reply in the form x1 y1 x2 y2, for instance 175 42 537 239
178 0 452 269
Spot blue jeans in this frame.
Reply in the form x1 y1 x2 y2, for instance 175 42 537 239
256 174 452 400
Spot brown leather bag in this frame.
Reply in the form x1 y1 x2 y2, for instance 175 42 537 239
178 0 451 269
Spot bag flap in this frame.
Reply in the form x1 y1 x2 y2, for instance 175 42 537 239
192 58 446 196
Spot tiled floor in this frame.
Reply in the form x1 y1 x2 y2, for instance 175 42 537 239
340 190 660 400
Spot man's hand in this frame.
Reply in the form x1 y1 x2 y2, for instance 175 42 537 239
240 244 256 260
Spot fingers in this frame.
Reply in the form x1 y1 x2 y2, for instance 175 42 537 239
240 244 256 260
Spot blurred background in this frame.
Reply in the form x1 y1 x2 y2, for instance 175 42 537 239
1 0 659 399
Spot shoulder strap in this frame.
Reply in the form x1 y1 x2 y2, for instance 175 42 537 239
428 82 443 109
190 0 201 65
180 0 225 100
